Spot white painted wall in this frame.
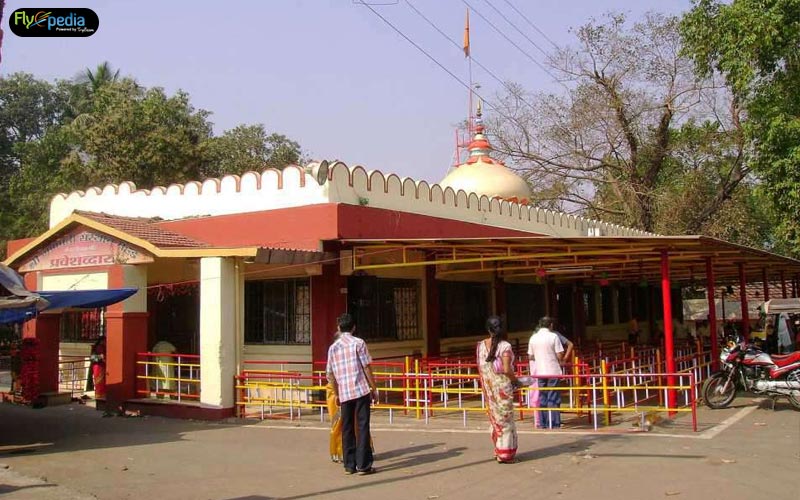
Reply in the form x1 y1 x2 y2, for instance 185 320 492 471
42 272 108 291
199 257 239 409
49 163 653 238
121 265 147 313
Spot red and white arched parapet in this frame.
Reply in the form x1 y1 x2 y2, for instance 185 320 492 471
49 162 653 237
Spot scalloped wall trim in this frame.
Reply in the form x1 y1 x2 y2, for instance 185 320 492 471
49 162 653 238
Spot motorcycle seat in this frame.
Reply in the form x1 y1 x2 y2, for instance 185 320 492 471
770 351 800 367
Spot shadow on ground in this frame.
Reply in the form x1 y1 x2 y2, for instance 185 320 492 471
274 435 626 500
0 402 232 458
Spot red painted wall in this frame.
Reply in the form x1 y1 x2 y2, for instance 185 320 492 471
159 203 540 252
336 204 540 240
159 205 340 250
6 237 36 259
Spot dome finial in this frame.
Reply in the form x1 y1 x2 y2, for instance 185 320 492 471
474 99 484 133
440 93 531 204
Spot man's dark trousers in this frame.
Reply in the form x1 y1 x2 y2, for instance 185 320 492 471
341 393 373 472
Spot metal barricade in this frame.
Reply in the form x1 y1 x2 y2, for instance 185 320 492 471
136 352 201 402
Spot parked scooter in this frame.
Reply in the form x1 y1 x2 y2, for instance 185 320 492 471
702 338 800 410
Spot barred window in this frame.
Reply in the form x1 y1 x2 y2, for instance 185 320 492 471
60 309 105 342
347 276 421 341
506 283 546 332
439 281 489 338
245 279 311 344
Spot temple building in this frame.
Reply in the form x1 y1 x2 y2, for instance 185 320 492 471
5 112 800 419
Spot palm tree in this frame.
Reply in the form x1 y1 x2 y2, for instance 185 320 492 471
78 62 121 92
67 62 122 120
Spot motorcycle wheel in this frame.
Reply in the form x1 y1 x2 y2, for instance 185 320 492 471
703 372 736 409
788 393 800 410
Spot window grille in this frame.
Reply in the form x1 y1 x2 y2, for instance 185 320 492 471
245 279 311 344
347 276 421 341
60 308 105 342
439 281 489 338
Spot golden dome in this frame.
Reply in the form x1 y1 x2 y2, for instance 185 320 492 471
439 111 531 204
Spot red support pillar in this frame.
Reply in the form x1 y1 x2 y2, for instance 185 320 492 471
425 266 441 357
705 258 719 371
20 271 60 397
780 270 787 298
21 313 61 395
311 262 347 365
104 311 148 408
738 263 750 341
762 268 770 302
103 265 149 410
660 250 677 411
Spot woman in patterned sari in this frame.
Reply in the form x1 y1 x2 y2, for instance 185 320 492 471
327 377 344 462
476 316 520 463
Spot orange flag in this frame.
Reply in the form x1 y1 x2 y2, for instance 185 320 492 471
463 9 470 57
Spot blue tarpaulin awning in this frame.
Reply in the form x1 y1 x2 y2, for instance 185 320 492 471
0 301 41 325
1 263 138 325
0 288 138 325
37 288 138 310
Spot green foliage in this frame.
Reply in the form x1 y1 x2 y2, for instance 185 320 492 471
0 66 304 259
681 0 800 255
203 124 302 177
67 79 213 187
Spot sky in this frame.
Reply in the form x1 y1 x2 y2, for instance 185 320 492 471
2 0 692 185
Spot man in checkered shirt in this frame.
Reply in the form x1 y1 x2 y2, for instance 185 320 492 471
326 313 378 475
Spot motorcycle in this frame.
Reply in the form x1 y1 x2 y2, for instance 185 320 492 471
702 339 800 410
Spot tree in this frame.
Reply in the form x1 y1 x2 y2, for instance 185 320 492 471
66 62 122 118
681 0 800 255
202 124 303 177
489 13 753 237
78 62 121 92
0 68 305 258
0 74 71 256
61 79 213 188
0 74 69 182
6 127 79 238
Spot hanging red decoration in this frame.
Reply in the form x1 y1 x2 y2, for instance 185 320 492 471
147 282 199 301
18 338 40 404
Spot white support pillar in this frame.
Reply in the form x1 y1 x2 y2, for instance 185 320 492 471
200 257 238 409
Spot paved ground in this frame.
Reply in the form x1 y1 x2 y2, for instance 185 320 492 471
0 398 798 500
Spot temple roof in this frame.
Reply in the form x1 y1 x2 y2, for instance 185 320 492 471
439 105 532 203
